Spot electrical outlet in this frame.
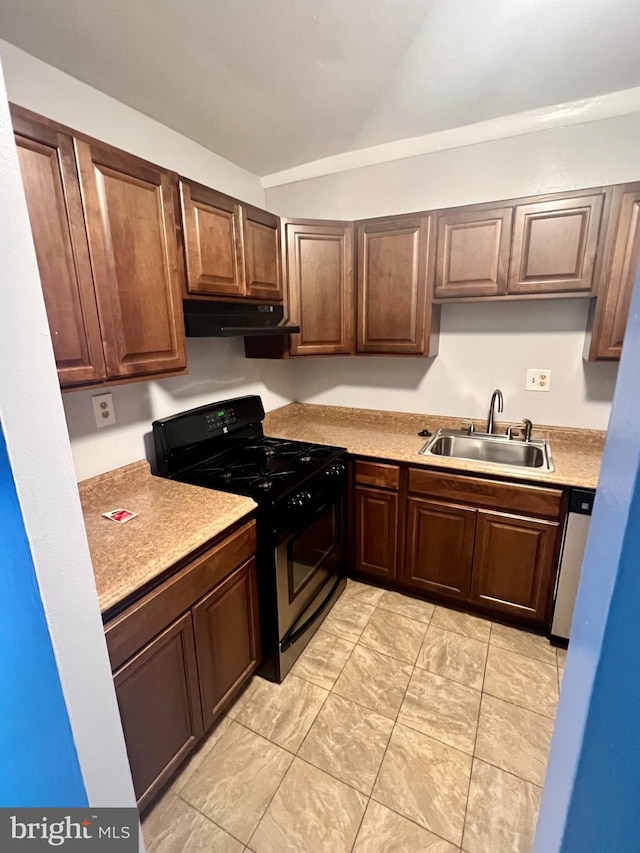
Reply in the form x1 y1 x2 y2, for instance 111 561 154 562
92 393 116 428
525 369 552 392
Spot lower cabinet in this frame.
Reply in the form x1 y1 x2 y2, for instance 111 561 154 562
351 461 565 628
105 519 259 811
354 485 398 579
113 613 203 809
193 558 260 729
404 497 475 598
470 510 559 621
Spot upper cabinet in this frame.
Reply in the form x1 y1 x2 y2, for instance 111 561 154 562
356 214 439 356
179 179 283 302
435 190 606 301
13 109 106 387
179 182 244 298
509 193 605 295
435 207 513 299
586 182 640 361
12 106 187 389
76 140 187 380
286 219 354 356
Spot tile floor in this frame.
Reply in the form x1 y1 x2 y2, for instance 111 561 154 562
142 580 565 852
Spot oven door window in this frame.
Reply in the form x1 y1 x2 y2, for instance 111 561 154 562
288 501 340 602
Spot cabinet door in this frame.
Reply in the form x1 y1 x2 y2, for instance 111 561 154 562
179 180 244 297
403 497 476 599
357 215 433 354
354 485 398 579
75 140 187 379
242 206 283 300
12 109 106 387
589 184 640 360
509 193 604 294
435 207 513 298
471 510 559 622
113 612 203 810
193 558 261 730
286 220 354 355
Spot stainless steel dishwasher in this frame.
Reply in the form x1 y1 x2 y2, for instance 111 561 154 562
550 488 596 644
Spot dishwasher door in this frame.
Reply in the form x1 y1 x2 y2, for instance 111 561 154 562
551 488 595 643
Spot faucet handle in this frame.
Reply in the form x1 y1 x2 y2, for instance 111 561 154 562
506 419 534 441
461 419 475 434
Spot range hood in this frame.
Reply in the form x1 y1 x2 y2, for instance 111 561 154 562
183 300 300 337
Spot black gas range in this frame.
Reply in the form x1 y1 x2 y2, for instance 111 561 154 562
152 395 347 682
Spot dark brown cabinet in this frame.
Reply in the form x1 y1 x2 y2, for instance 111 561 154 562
470 510 559 621
509 193 605 294
587 183 640 360
12 110 106 387
105 520 258 811
113 613 203 810
180 179 282 302
354 486 398 579
356 214 439 355
76 140 187 380
193 558 260 729
403 497 475 598
435 207 513 298
180 181 244 298
285 220 354 355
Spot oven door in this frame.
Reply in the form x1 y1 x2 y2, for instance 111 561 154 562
276 484 345 643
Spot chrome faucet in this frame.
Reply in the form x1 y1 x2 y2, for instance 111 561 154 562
486 389 504 434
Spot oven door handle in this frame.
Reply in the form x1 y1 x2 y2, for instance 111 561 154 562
280 575 343 653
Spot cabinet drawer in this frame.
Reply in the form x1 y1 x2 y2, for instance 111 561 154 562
408 468 562 519
354 460 400 490
105 520 256 671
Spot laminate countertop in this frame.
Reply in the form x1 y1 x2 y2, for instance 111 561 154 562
79 461 256 615
264 403 605 491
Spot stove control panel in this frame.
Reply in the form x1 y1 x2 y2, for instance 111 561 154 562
204 407 238 432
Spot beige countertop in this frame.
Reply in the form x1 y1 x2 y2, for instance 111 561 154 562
264 403 605 490
79 460 256 615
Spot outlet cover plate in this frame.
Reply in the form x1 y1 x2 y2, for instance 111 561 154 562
92 393 116 428
525 369 551 392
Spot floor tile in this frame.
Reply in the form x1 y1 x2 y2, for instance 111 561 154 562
332 644 413 719
430 606 491 642
358 608 428 664
180 720 293 843
416 626 487 690
372 723 472 846
226 677 259 720
398 668 481 754
171 715 233 794
484 646 559 718
556 647 568 666
298 694 393 794
377 589 435 623
143 791 243 853
490 622 557 665
353 801 458 853
463 759 542 853
322 596 375 642
341 579 385 606
291 629 355 690
249 758 367 853
475 693 554 786
231 673 328 752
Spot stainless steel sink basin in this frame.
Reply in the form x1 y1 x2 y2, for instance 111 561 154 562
419 430 554 472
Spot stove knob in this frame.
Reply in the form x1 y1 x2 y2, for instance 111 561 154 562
287 491 312 512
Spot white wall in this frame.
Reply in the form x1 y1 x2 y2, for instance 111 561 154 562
0 54 138 815
0 41 296 481
266 117 637 429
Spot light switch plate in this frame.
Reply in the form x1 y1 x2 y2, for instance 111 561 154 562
92 393 116 428
525 369 551 392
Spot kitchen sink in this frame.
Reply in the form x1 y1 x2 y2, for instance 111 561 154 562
419 429 554 472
